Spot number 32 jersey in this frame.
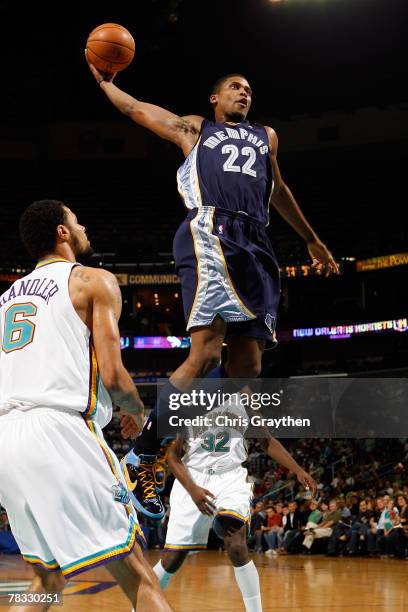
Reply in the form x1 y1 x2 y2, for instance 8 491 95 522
177 119 273 226
182 396 249 473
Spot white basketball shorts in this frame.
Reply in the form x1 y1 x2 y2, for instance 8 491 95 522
165 465 252 551
0 408 144 578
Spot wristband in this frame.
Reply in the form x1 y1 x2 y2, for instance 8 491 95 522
98 77 104 85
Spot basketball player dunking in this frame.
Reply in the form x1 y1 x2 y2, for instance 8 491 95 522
86 60 339 521
0 201 172 612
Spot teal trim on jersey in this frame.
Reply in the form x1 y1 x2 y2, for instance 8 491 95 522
61 515 137 574
22 553 60 570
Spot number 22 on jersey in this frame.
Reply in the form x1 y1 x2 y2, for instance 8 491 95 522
222 145 257 177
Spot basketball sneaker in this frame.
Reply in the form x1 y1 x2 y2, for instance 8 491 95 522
121 450 165 519
153 441 171 493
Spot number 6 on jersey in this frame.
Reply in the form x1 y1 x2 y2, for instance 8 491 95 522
2 303 37 353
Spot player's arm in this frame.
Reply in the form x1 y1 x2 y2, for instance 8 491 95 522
85 268 144 427
265 126 339 276
86 55 203 154
256 433 317 495
167 438 216 516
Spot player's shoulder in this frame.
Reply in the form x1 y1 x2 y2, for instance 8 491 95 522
262 125 278 154
70 266 119 292
263 125 278 140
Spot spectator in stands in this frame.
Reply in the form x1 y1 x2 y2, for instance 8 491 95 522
396 494 408 531
365 497 375 513
384 504 406 559
299 499 323 553
383 494 399 513
327 506 353 557
249 501 267 553
337 497 351 520
367 497 387 557
263 503 284 556
303 499 323 528
345 493 360 517
302 499 341 552
347 499 373 556
278 500 306 554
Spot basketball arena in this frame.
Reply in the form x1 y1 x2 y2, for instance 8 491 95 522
0 1 407 610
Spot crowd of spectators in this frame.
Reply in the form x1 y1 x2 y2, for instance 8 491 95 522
248 493 408 560
245 438 408 560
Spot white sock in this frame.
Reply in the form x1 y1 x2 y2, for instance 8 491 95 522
234 561 262 612
153 560 173 591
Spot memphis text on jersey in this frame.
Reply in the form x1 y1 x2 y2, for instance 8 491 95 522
203 126 269 155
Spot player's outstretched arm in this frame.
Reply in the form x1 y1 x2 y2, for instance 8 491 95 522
86 54 203 154
81 267 144 426
167 439 216 516
265 127 339 276
259 436 317 496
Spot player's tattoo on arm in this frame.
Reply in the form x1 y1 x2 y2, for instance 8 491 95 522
72 269 91 283
173 118 200 136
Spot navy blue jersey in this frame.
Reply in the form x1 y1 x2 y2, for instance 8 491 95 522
177 119 273 225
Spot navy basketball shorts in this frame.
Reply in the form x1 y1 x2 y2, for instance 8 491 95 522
173 206 281 345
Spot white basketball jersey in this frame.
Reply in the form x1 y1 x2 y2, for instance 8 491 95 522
0 259 112 427
182 395 249 472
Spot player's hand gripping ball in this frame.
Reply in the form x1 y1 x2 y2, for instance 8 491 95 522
86 23 135 75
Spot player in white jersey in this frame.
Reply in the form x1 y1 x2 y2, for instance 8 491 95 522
153 397 316 612
0 200 172 611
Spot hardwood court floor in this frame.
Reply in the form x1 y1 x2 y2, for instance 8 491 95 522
1 551 407 611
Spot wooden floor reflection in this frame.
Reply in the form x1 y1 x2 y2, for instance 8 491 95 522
1 551 407 611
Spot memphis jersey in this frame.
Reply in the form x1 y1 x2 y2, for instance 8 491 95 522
177 119 273 225
182 395 249 472
0 260 112 427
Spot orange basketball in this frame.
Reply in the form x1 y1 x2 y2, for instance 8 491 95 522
86 23 135 74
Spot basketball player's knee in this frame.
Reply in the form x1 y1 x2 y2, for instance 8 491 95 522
226 541 248 566
188 348 221 376
203 350 222 374
246 359 262 378
161 551 186 573
228 355 262 378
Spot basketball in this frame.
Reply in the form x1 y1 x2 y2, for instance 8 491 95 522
86 23 135 74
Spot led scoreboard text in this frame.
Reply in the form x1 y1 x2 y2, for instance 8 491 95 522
292 318 408 339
